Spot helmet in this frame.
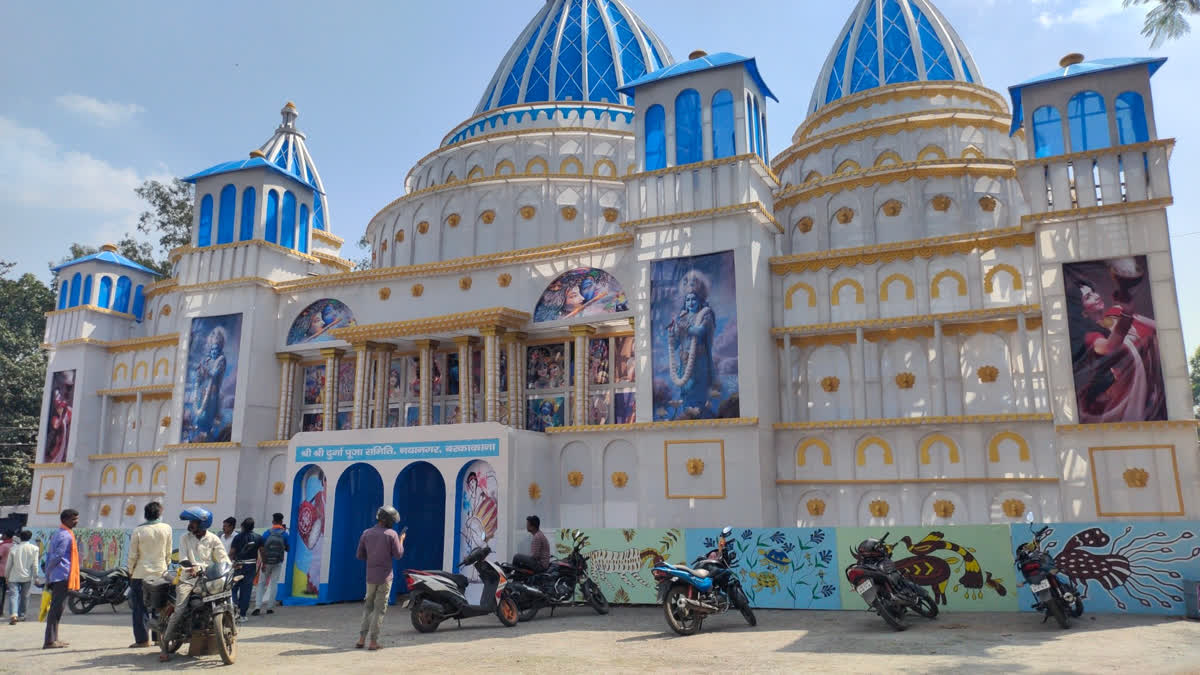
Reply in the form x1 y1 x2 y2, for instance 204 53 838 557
180 507 213 529
376 505 400 528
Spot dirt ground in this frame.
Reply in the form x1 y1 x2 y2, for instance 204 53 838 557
1 601 1197 674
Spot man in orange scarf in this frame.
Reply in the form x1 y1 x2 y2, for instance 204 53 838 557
43 508 80 649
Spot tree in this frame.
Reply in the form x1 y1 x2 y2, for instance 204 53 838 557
1125 0 1200 47
0 260 55 505
134 178 194 261
1189 344 1200 418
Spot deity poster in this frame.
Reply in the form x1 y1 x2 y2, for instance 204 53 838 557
43 370 75 463
181 314 242 443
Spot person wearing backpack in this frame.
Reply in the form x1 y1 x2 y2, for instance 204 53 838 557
229 518 262 622
253 513 288 616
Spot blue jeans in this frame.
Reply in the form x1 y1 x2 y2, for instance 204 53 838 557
233 563 256 617
129 579 150 644
6 581 30 618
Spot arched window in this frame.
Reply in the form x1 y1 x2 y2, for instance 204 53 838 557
81 275 93 306
197 194 213 247
281 191 297 249
68 273 81 307
1115 91 1149 145
644 104 666 171
132 285 145 322
1032 105 1065 158
711 90 735 159
58 281 68 309
674 89 703 165
113 276 131 313
751 96 762 158
1068 90 1110 152
299 204 310 254
97 276 112 308
761 111 769 159
239 187 256 241
216 184 236 244
265 190 279 244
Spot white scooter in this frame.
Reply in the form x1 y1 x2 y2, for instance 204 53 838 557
402 546 519 633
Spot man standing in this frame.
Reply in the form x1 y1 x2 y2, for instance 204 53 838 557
43 509 80 649
5 531 37 623
253 513 288 616
354 506 405 651
512 515 550 573
218 517 237 554
161 507 229 662
126 502 172 648
229 518 261 622
0 531 13 610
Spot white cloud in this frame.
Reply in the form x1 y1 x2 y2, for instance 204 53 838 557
1037 0 1131 28
55 93 145 127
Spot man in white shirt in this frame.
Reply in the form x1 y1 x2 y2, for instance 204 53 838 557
218 517 237 554
4 530 38 624
126 502 173 647
161 508 229 662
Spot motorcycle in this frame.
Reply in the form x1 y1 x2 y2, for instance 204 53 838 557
403 545 519 633
651 526 756 635
144 560 241 665
501 531 609 621
845 532 938 631
68 565 130 614
1016 512 1084 629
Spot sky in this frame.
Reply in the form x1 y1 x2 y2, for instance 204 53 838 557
1 0 1197 354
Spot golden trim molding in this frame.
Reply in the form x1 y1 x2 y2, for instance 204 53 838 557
168 238 324 265
85 491 166 498
87 451 168 461
546 417 759 434
772 304 1041 337
162 442 239 450
142 278 179 299
1015 138 1174 169
620 201 782 234
148 275 277 298
96 383 173 397
311 229 345 246
29 462 73 470
775 160 1016 210
794 82 1009 142
106 333 180 353
44 305 135 320
773 413 1053 431
257 440 291 447
1021 196 1174 226
626 153 779 185
771 227 1031 275
311 251 354 271
1057 419 1199 433
778 476 1058 486
332 307 531 342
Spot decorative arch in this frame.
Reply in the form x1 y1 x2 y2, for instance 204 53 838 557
559 157 584 175
533 268 629 322
593 158 617 177
918 433 961 465
930 269 968 298
101 465 117 486
802 170 822 184
151 464 168 487
879 273 915 301
467 166 485 180
961 145 984 159
830 278 865 306
287 299 356 344
112 363 129 381
918 145 948 161
525 157 549 175
125 464 143 486
153 358 169 378
988 431 1031 462
873 150 902 167
797 438 832 467
132 361 149 381
625 163 637 176
784 281 817 309
856 436 894 466
983 264 1023 293
495 159 516 176
834 159 860 175
444 172 458 184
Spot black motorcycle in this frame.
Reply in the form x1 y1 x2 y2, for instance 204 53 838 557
68 565 130 614
502 531 609 622
652 526 756 635
845 532 938 631
1016 512 1084 629
145 560 241 665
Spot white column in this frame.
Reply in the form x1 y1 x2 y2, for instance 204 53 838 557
373 345 394 428
351 343 373 430
481 327 505 422
275 353 299 439
454 336 478 424
320 348 342 431
781 335 794 422
1017 313 1032 412
134 392 143 449
98 395 110 452
569 325 596 426
415 340 438 426
933 321 947 416
854 327 866 418
504 333 525 428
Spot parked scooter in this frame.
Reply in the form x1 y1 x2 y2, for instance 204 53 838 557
651 526 756 635
144 560 241 665
403 546 519 632
845 532 938 631
1016 512 1084 628
68 565 131 614
502 530 609 621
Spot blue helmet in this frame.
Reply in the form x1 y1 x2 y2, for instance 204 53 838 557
179 507 213 529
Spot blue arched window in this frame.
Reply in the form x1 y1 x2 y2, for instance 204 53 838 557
239 187 256 241
299 204 310 254
881 0 918 84
751 96 762 158
132 285 145 322
197 194 213 247
58 281 68 310
674 89 703 165
1068 90 1110 152
312 192 324 231
265 190 279 244
68 273 81 308
645 104 666 171
281 191 297 249
761 111 769 159
81 275 93 306
825 29 853 104
113 276 131 313
97 276 112 308
850 3 880 93
711 90 736 159
217 184 236 244
1115 91 1149 145
1032 105 1065 158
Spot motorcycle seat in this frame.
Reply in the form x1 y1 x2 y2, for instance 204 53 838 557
431 571 470 591
82 568 125 580
670 564 709 578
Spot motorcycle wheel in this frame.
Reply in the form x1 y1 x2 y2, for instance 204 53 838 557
496 594 519 627
583 579 609 615
911 587 939 619
874 598 906 631
410 598 441 634
1070 595 1084 618
663 587 702 636
732 585 757 627
158 619 185 655
1048 596 1070 629
214 611 237 665
517 605 539 622
67 595 97 615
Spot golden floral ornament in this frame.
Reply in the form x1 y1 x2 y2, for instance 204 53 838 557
560 206 577 221
497 273 512 288
881 199 903 217
100 504 111 516
194 472 207 486
931 195 953 212
520 205 536 220
528 482 542 500
160 416 171 428
378 287 391 300
894 372 916 390
868 499 890 518
161 305 172 316
796 216 814 233
979 195 999 212
933 499 955 518
417 220 430 234
566 471 584 487
146 310 153 320
273 481 286 495
820 376 840 393
411 283 424 297
835 207 855 224
380 240 388 252
1123 467 1149 488
447 213 461 228
459 276 472 291
977 365 999 383
686 458 705 476
395 229 405 242
125 503 137 516
44 489 56 501
611 471 628 488
1002 498 1026 518
806 498 826 517
481 210 496 224
602 207 619 223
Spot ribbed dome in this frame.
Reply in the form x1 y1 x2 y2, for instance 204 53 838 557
474 0 673 114
809 0 979 113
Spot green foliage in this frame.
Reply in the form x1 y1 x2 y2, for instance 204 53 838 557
134 178 194 265
1189 344 1200 417
1125 0 1200 47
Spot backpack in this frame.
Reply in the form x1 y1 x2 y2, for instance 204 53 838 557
262 529 287 565
235 532 262 561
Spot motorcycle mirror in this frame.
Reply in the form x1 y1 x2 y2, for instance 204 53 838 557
1024 511 1035 524
720 526 733 538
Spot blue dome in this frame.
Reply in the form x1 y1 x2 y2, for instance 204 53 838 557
809 0 979 112
475 0 674 114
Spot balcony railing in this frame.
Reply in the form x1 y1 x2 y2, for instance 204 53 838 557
1016 139 1173 215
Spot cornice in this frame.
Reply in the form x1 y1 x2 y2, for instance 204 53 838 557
168 239 322 265
777 477 1059 485
29 462 73 470
545 417 759 434
794 82 1009 143
161 442 240 450
770 227 1032 275
772 305 1041 338
44 305 135 320
626 153 779 186
620 201 782 234
96 384 174 398
257 440 292 447
311 229 344 247
1022 196 1174 226
773 412 1053 431
87 451 168 461
331 307 532 342
1056 420 1199 433
1014 138 1174 169
106 333 180 353
774 159 1017 210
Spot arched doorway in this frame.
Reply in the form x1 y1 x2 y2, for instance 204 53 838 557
288 465 327 603
390 461 446 603
328 463 384 603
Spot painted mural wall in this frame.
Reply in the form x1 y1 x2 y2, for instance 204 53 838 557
685 527 841 610
558 527 685 604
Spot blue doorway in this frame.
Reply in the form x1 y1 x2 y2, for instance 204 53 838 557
390 461 446 603
328 463 383 603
